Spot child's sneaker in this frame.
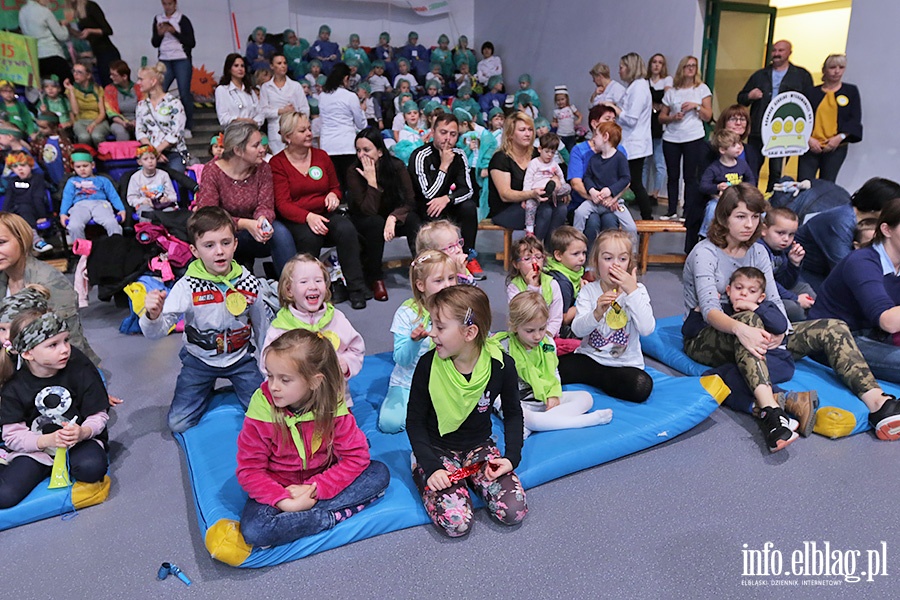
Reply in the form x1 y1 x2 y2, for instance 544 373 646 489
466 250 486 280
868 395 900 441
758 406 799 453
33 239 53 253
776 390 818 438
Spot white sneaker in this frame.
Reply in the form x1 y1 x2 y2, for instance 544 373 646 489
33 239 53 253
183 129 193 139
659 214 678 221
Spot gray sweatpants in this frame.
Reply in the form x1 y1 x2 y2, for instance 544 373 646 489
67 200 122 240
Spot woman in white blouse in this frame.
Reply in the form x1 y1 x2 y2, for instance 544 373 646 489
259 53 309 154
476 41 502 86
135 62 188 172
317 62 367 193
659 55 712 247
215 53 263 128
617 52 654 220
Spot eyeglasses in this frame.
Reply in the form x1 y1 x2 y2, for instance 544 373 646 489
72 69 89 75
685 64 698 69
440 238 464 253
518 254 543 263
727 116 748 123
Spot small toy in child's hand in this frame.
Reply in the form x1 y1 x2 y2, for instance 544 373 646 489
605 289 628 330
425 461 486 491
157 562 191 586
532 261 540 274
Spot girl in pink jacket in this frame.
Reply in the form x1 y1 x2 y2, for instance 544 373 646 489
237 329 389 547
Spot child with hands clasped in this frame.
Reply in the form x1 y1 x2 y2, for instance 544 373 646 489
522 132 571 237
380 250 458 433
495 291 612 438
237 329 390 547
506 237 563 338
0 309 109 508
126 144 178 220
558 231 656 403
61 151 126 241
140 207 267 432
262 254 365 406
758 207 815 322
406 286 527 537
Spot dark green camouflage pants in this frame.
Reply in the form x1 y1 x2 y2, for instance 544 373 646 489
685 313 877 399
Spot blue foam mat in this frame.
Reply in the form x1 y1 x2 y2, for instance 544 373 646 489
176 352 719 568
0 480 78 531
641 315 900 437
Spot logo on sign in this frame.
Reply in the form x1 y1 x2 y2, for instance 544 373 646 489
761 91 814 158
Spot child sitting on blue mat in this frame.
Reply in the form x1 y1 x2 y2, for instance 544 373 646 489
558 230 656 403
140 207 267 432
380 249 458 434
262 254 365 407
545 226 589 344
757 207 816 322
496 291 612 438
407 285 527 538
0 309 109 508
506 237 563 338
682 266 816 440
237 329 390 548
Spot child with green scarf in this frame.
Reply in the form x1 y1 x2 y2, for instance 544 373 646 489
506 237 563 337
496 291 612 438
545 226 589 341
380 250 458 434
406 286 527 537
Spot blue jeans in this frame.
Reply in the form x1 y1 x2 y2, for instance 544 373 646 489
235 220 297 277
491 200 568 248
163 150 185 174
162 58 194 130
240 461 390 547
852 330 900 384
642 137 666 195
169 348 263 432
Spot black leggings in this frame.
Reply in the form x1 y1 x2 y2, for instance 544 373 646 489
283 214 366 294
557 353 654 403
0 441 107 509
351 212 421 283
628 158 654 220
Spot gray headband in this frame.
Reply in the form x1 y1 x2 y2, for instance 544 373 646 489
11 312 68 354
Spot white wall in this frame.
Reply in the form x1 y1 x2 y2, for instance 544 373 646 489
473 0 706 113
836 2 898 192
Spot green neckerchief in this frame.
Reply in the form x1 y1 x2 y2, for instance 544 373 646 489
494 332 561 403
545 257 584 295
271 303 334 332
511 273 553 306
401 297 430 329
185 259 243 290
115 81 136 98
246 387 349 468
428 337 504 436
73 82 99 100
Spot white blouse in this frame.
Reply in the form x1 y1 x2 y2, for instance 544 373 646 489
215 81 263 128
317 87 367 156
259 77 310 154
618 79 653 159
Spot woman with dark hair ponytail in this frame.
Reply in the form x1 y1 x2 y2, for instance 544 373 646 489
347 127 421 301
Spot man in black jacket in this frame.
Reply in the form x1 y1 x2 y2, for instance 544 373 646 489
408 113 484 279
737 40 813 190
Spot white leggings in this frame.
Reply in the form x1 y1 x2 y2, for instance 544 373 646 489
521 390 612 437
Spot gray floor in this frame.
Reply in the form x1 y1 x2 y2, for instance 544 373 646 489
5 225 897 599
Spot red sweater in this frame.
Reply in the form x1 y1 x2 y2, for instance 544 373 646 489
270 148 341 225
195 159 275 226
235 383 371 506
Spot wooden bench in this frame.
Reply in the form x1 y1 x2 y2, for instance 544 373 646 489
635 220 687 274
478 219 514 271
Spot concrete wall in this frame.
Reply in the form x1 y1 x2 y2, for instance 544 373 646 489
835 2 897 192
473 0 706 113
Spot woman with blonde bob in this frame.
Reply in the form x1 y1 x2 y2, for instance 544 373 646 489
487 112 567 245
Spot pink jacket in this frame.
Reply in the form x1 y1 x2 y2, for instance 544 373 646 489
236 383 371 506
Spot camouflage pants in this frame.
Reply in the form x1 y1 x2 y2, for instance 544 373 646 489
685 314 877 398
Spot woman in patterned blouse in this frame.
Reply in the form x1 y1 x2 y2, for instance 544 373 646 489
135 62 188 173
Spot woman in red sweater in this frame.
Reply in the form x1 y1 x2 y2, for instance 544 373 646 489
194 120 296 275
271 112 368 309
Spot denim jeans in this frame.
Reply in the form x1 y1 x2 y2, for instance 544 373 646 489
169 349 263 432
642 137 666 195
235 221 297 278
162 58 194 130
852 330 900 384
240 461 390 547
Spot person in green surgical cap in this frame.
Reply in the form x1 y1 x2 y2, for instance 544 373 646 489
308 24 339 74
400 31 429 83
343 33 371 77
430 34 454 80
